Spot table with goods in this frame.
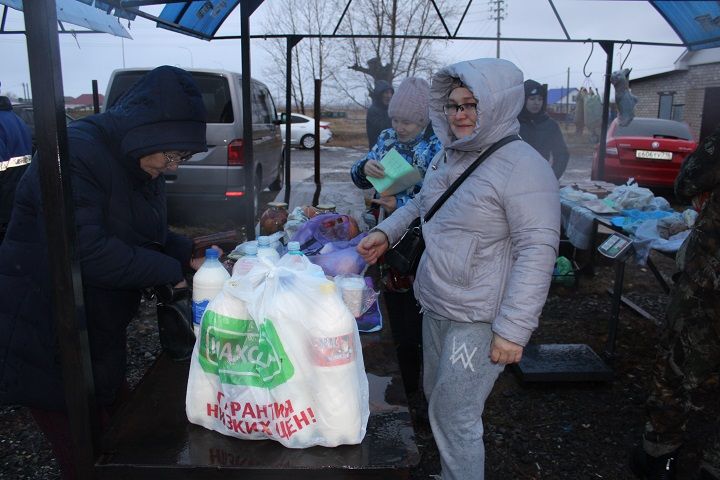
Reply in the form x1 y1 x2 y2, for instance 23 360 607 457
518 180 695 383
95 204 419 479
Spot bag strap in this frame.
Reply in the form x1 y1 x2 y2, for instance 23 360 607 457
424 134 521 222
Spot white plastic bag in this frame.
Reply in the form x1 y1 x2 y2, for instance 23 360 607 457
606 180 656 210
186 259 369 448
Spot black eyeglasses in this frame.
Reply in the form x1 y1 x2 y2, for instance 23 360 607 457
443 103 478 117
163 151 194 166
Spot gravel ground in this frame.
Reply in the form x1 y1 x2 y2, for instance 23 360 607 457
0 299 162 479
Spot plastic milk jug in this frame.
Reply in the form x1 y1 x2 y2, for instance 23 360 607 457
257 235 280 263
309 281 363 444
232 243 259 276
191 248 230 336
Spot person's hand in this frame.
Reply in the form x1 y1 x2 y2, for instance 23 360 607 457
363 160 385 178
490 333 523 365
190 244 224 271
356 231 389 265
174 279 188 289
371 195 397 214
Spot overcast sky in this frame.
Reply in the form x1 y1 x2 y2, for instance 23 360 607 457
1 0 686 102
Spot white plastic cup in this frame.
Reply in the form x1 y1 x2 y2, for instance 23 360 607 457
340 277 365 318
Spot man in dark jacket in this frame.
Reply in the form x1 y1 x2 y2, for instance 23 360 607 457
0 87 32 243
0 66 208 479
630 126 720 480
518 79 569 179
366 79 394 148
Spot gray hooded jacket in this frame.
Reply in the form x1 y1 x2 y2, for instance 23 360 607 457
376 58 560 346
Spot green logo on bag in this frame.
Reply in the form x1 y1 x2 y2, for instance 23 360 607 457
198 311 294 388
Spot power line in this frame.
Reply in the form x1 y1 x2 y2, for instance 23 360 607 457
488 0 507 59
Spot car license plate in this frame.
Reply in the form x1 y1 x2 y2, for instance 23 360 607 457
636 150 672 160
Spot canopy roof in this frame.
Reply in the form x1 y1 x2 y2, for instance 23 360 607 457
0 0 132 37
650 1 720 51
156 0 241 39
5 0 720 51
121 0 720 50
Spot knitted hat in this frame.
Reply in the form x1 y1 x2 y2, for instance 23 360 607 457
388 77 430 127
524 79 544 98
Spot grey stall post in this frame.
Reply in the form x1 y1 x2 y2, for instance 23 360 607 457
23 0 98 477
240 0 263 238
284 35 302 205
596 41 614 181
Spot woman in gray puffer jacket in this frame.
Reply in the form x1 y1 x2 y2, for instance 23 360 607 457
357 58 560 480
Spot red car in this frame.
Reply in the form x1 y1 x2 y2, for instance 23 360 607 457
591 117 697 189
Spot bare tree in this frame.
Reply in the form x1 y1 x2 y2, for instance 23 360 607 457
260 0 456 109
335 0 455 105
260 0 344 113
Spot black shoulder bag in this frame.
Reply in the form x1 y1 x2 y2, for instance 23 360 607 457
384 134 521 275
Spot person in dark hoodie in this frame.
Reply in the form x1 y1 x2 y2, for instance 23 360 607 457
0 66 209 479
366 79 394 148
518 79 569 179
0 84 32 243
630 126 720 480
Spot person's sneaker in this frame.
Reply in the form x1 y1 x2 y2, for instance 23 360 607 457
629 445 677 480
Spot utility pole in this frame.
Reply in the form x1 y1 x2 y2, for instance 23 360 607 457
489 0 506 59
566 67 570 115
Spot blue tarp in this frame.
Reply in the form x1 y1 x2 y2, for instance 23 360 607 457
651 1 720 51
157 0 241 40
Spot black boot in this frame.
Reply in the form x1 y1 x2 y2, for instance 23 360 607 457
629 445 677 480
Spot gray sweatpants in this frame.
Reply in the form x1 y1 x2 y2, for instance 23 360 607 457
423 310 505 480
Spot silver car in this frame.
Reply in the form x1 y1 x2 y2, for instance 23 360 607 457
104 68 284 225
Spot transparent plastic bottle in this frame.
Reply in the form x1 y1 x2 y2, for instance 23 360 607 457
232 243 259 276
278 241 325 277
278 241 306 270
257 235 280 263
191 248 230 336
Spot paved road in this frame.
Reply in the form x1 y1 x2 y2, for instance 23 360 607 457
261 146 369 223
277 144 594 187
282 145 367 184
561 147 595 185
259 144 595 230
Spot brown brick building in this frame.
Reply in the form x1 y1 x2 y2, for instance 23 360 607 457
629 47 720 141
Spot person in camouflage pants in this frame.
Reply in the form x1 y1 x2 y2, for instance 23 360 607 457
631 126 720 480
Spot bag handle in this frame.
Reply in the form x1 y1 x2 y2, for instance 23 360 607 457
424 134 521 222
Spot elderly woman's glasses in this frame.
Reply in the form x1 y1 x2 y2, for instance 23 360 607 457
163 151 194 166
443 103 478 117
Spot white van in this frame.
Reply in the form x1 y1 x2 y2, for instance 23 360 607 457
104 68 284 225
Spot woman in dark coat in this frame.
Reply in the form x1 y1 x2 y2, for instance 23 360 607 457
518 79 570 179
0 66 208 478
366 80 394 148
